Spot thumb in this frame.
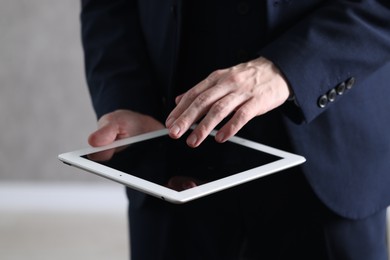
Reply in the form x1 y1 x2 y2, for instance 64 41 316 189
88 123 119 147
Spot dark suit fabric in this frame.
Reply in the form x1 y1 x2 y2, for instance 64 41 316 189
81 0 390 259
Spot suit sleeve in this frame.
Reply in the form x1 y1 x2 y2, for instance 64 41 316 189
81 0 163 120
259 0 390 124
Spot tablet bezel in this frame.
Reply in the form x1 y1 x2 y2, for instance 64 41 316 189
58 128 305 204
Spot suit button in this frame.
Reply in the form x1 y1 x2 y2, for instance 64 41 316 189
318 94 328 108
336 82 346 95
346 77 355 90
237 2 250 15
327 89 337 102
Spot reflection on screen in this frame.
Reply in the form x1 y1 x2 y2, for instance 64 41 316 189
83 133 281 192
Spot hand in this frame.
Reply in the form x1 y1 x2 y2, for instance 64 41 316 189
165 57 291 147
88 109 164 161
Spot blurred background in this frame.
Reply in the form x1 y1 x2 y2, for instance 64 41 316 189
0 1 128 259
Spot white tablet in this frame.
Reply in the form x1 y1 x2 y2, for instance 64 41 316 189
58 128 305 204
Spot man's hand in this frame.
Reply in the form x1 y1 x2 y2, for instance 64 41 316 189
165 57 291 147
88 109 164 161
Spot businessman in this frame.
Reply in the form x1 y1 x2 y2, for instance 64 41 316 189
81 0 390 259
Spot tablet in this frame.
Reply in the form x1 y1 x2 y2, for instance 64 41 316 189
58 128 305 204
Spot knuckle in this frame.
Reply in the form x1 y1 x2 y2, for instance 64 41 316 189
184 89 198 100
229 69 244 79
230 73 241 82
210 69 224 77
207 69 226 82
193 93 211 108
177 116 192 129
211 101 228 116
235 107 252 122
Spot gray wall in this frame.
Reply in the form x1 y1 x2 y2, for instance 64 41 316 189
0 0 101 182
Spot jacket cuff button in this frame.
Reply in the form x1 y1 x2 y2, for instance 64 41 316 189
318 95 329 108
336 82 346 95
346 77 355 90
327 89 337 102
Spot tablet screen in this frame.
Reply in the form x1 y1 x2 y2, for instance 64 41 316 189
83 132 282 192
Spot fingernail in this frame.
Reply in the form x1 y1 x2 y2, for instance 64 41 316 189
187 134 198 147
166 117 175 127
216 132 225 143
170 125 180 136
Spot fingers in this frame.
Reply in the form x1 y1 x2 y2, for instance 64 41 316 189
166 73 229 140
216 99 258 141
166 68 255 147
166 78 215 128
185 92 248 147
165 57 290 147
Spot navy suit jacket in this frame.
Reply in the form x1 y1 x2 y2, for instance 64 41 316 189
81 0 390 219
